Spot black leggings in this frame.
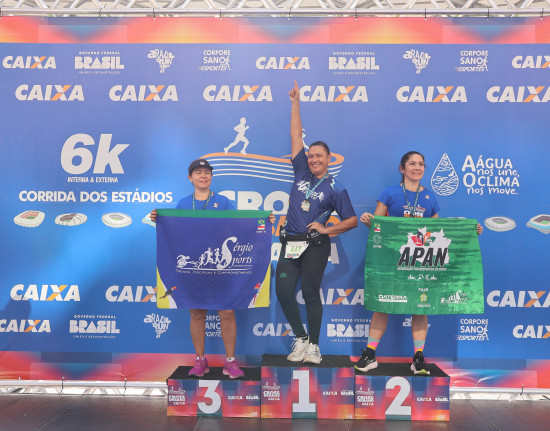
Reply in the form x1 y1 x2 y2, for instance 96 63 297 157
275 237 331 345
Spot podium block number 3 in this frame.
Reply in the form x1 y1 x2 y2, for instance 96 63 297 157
385 376 411 417
198 380 222 414
292 370 316 413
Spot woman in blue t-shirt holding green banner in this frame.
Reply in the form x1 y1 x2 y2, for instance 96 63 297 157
357 151 483 375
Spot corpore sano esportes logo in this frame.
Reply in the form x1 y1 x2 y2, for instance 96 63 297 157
397 227 451 271
175 236 256 274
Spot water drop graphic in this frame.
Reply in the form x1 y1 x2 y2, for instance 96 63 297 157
431 153 459 196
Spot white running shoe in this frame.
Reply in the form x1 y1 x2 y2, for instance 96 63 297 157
303 343 322 364
287 337 309 362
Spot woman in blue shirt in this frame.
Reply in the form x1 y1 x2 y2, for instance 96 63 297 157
276 81 357 364
356 151 482 375
151 158 274 379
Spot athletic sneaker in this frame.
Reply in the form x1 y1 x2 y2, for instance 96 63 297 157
188 356 209 377
354 348 378 372
287 336 310 362
223 359 245 379
411 351 430 375
303 343 322 364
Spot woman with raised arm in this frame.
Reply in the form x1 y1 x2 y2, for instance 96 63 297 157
276 81 357 364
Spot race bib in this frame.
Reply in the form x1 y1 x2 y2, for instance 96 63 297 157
285 241 309 259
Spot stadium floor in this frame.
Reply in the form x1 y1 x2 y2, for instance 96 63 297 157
1 393 549 431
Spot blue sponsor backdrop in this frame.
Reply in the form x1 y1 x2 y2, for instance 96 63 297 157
1 21 548 379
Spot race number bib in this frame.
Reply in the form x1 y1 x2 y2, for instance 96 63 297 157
285 241 309 259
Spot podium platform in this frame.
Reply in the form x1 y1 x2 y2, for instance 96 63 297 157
355 362 450 421
261 354 355 419
165 358 450 421
166 366 261 418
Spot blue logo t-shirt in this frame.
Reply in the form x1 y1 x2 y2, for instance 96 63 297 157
284 150 356 235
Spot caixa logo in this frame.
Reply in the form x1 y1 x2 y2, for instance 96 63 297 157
11 284 80 301
253 322 297 336
512 55 550 69
61 134 129 175
106 285 157 302
203 85 273 102
15 85 84 101
255 57 310 70
396 86 467 103
297 288 363 306
109 85 178 101
513 325 550 339
70 319 120 334
487 86 550 103
0 319 51 333
487 290 550 308
300 85 368 102
3 56 56 69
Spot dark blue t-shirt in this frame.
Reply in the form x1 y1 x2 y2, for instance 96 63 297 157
378 184 440 218
176 192 235 211
285 150 356 235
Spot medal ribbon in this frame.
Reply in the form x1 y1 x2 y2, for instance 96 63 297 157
401 183 421 217
193 191 213 210
305 172 330 200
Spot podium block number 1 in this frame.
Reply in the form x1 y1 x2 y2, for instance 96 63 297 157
292 370 316 413
385 376 411 417
198 380 222 415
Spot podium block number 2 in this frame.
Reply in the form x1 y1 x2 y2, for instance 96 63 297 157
385 376 411 417
198 380 222 415
292 370 316 413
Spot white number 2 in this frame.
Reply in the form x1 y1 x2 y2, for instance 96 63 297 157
385 376 411 417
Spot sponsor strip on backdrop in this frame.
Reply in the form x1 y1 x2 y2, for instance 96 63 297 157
156 209 272 309
364 217 484 315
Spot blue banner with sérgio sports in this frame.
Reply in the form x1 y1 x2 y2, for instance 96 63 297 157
0 17 549 386
156 209 272 309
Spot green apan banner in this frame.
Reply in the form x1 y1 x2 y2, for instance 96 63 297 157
364 217 484 315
